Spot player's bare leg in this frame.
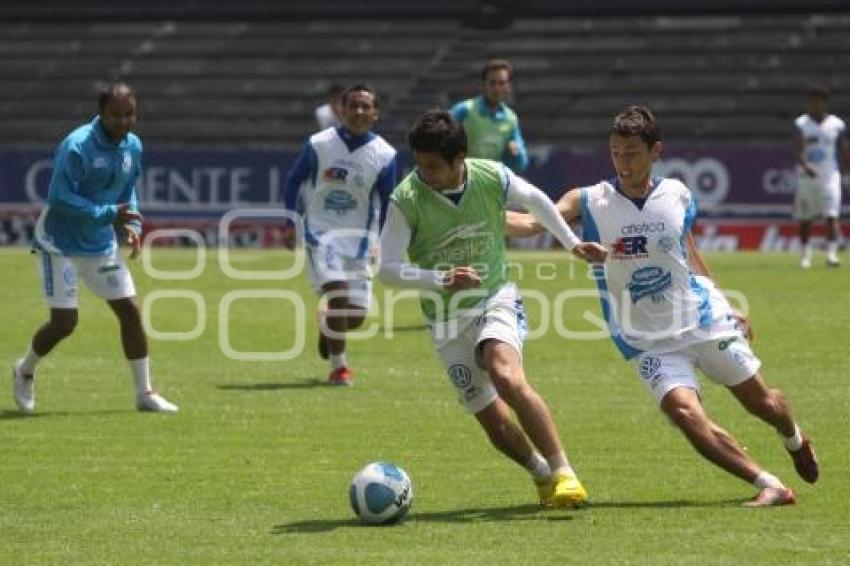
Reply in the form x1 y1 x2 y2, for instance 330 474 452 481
730 372 818 483
32 308 78 356
474 397 537 466
13 308 77 412
108 298 147 360
321 281 365 385
661 387 794 506
108 298 177 413
825 216 840 266
480 339 587 507
474 398 562 506
799 219 813 268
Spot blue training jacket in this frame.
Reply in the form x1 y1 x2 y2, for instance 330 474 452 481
34 116 143 256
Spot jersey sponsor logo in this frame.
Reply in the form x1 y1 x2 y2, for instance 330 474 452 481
626 266 672 304
429 222 495 266
448 364 473 388
93 156 109 169
611 236 649 260
621 222 665 236
323 190 357 215
805 147 826 164
656 235 677 254
323 166 348 182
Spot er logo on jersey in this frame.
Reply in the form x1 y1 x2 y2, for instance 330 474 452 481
611 236 649 260
323 166 348 182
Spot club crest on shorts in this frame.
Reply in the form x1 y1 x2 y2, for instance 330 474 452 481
639 356 662 380
448 364 472 388
62 266 77 286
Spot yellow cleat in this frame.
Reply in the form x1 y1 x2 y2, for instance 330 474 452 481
550 472 588 508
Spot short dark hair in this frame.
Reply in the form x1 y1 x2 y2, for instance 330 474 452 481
98 82 136 113
806 84 830 100
481 59 513 81
408 109 468 163
341 83 379 108
611 105 661 147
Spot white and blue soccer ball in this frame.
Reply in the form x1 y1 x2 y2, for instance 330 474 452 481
349 462 413 525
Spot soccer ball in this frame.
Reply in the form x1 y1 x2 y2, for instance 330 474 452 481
348 462 413 525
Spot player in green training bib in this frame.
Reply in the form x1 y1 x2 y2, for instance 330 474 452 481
379 110 607 508
450 59 529 172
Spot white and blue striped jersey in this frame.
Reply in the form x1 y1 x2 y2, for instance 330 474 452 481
283 126 397 259
795 113 846 179
581 177 736 359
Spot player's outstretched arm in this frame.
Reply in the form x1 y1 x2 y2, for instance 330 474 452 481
505 187 581 237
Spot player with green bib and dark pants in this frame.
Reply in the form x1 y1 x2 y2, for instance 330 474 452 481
379 110 607 507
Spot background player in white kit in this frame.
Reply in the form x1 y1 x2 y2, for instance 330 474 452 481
283 83 398 385
793 85 848 268
507 106 819 507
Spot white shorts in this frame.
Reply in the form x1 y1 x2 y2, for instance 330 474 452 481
633 331 761 405
306 245 372 309
429 283 528 414
795 170 841 220
36 249 136 309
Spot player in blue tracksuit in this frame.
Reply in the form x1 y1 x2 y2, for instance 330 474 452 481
282 83 398 385
12 83 178 414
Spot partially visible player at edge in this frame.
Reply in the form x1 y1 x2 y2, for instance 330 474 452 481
793 85 848 269
379 109 607 507
507 106 818 507
283 83 398 385
12 83 178 414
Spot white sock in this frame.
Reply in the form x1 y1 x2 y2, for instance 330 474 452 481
753 471 785 490
545 450 575 477
802 242 813 260
20 345 42 374
827 241 839 258
129 357 153 396
782 423 803 451
524 452 552 480
330 352 347 370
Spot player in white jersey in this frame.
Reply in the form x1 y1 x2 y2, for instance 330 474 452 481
793 85 849 268
507 106 819 507
283 84 398 385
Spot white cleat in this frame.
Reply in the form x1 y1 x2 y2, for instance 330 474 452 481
826 256 840 268
136 391 179 413
12 359 35 413
800 256 812 269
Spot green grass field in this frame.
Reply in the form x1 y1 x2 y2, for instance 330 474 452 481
1 247 847 565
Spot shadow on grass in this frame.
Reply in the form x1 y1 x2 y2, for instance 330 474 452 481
272 497 753 533
217 378 328 391
272 503 569 534
591 498 749 509
0 409 132 420
378 324 428 333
